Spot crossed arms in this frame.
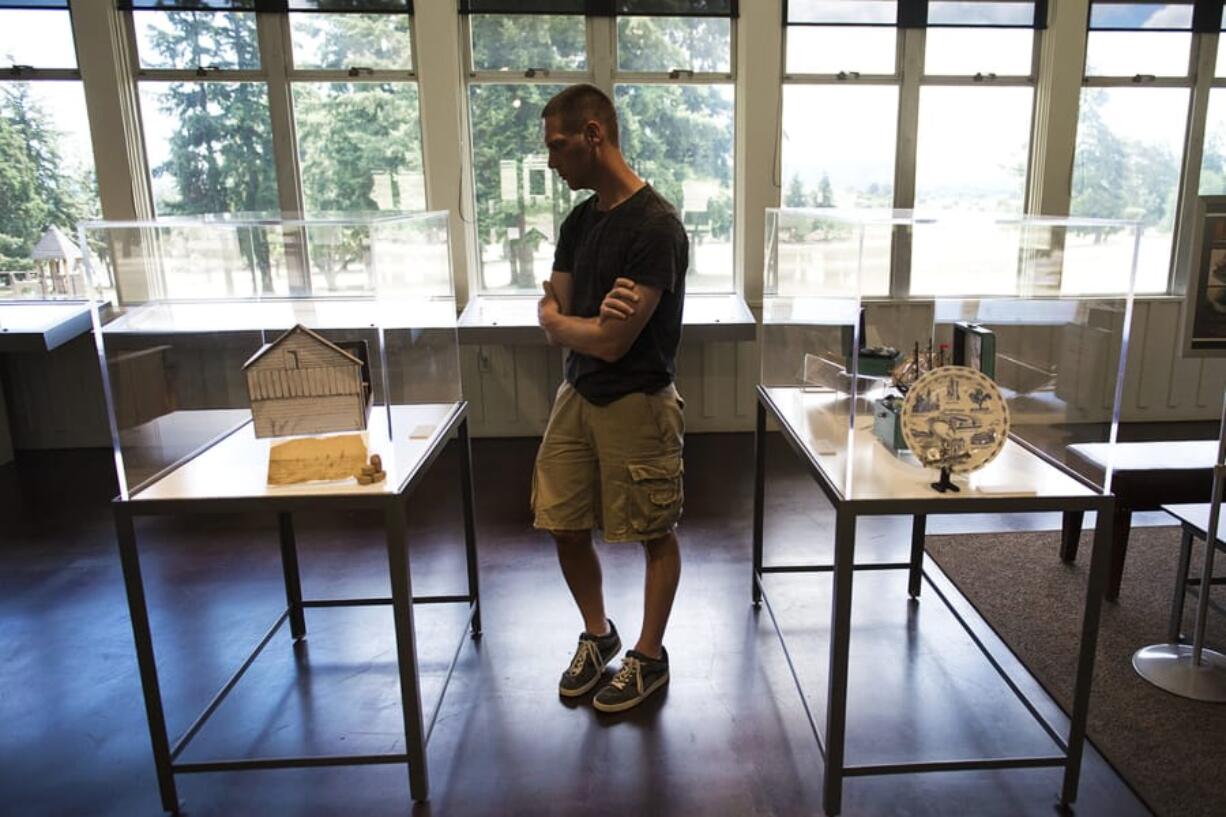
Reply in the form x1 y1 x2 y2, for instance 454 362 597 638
537 270 658 363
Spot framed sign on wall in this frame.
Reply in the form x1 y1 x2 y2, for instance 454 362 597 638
1184 196 1226 356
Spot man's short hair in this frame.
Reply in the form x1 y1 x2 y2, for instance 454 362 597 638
541 84 619 147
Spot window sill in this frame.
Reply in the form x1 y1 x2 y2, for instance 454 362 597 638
457 292 756 345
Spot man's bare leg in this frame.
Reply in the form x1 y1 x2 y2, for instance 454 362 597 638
635 531 680 658
551 529 610 635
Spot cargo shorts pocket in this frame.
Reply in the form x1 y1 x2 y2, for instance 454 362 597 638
626 456 684 535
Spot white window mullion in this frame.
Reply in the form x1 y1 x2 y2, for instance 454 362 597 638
71 1 153 223
891 27 924 297
257 13 302 219
591 15 614 97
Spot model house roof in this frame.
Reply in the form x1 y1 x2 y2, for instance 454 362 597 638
242 323 365 370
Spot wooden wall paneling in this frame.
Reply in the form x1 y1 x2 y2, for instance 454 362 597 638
736 339 758 419
514 345 552 434
1159 300 1202 412
459 345 486 427
1126 300 1151 411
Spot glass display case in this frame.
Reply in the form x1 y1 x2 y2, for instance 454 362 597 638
0 224 103 352
80 212 459 500
761 208 1140 498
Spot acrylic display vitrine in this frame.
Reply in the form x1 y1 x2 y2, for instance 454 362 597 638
761 207 1141 499
0 223 103 352
80 211 460 500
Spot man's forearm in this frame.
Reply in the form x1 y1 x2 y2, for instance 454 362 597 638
541 312 623 362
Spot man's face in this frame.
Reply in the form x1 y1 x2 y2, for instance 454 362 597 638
543 114 594 191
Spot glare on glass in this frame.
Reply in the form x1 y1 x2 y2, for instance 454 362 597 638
468 83 573 292
1084 31 1191 77
786 0 896 24
0 10 76 69
134 10 261 71
785 26 896 75
616 83 735 294
470 15 586 72
617 17 730 73
781 84 897 295
139 82 277 217
923 28 1033 76
1069 87 1189 293
912 86 1033 294
927 1 1036 26
290 12 412 70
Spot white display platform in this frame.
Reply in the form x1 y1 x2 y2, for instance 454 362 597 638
105 298 456 335
1071 440 1217 471
0 301 95 351
765 386 1097 502
1163 502 1226 545
130 402 461 503
457 292 755 344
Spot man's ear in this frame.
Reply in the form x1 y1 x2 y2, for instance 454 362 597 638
585 121 601 146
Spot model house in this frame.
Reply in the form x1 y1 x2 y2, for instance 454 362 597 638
243 324 368 439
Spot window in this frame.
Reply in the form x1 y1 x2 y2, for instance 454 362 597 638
0 2 101 298
126 0 421 296
461 2 738 295
130 7 276 216
1199 7 1226 196
782 2 900 295
615 11 735 294
286 8 425 216
783 1 1043 296
1070 2 1195 293
911 2 1038 295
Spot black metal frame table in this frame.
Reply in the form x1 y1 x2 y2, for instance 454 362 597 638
115 402 480 814
751 387 1115 816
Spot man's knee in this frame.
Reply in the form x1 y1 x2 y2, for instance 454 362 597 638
642 530 678 557
548 528 592 548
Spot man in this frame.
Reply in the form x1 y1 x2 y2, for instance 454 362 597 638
533 84 688 713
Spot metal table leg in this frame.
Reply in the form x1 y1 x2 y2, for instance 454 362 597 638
908 514 926 599
823 508 857 816
457 418 482 638
1168 526 1195 643
753 400 767 606
385 499 429 802
115 507 181 814
1060 510 1083 562
278 512 306 641
1061 503 1114 808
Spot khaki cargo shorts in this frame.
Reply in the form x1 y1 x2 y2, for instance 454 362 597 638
532 381 685 543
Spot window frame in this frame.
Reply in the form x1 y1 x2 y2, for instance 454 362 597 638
782 3 1044 297
460 10 739 297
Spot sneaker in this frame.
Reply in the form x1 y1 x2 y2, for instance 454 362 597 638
559 620 621 697
592 648 670 713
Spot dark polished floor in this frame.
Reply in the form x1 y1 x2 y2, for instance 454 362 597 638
0 433 1152 817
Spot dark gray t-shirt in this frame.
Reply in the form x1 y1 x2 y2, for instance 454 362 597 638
553 185 688 406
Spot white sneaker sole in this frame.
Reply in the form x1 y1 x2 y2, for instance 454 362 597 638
591 672 670 713
559 642 621 698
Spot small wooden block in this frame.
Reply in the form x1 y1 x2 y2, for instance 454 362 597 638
370 454 382 471
360 465 377 477
356 473 374 485
372 470 386 483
